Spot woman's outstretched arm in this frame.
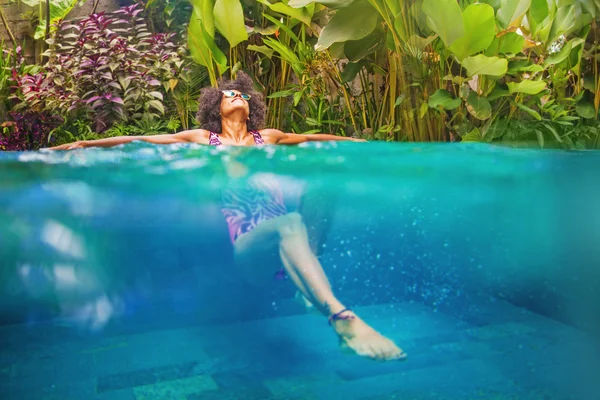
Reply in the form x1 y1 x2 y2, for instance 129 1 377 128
49 129 209 150
260 129 365 145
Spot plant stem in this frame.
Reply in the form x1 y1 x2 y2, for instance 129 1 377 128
92 0 101 14
0 7 17 47
45 0 50 39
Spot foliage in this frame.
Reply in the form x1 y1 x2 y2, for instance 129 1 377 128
3 0 599 149
1 44 40 122
19 0 82 40
13 3 184 134
145 0 192 37
48 115 181 146
0 111 62 151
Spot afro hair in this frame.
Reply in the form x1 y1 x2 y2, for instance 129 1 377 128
195 72 266 133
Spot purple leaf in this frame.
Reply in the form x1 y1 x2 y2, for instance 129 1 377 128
86 96 102 103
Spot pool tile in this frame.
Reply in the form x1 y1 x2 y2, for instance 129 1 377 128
310 359 517 400
97 360 213 393
132 374 217 400
264 371 342 398
187 387 273 400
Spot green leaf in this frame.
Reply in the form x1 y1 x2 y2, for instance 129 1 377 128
189 0 215 36
576 101 597 119
488 86 510 101
306 117 320 126
257 0 313 26
344 29 385 62
448 3 496 61
507 80 546 94
341 61 365 83
421 0 464 47
535 129 545 148
188 13 227 69
419 102 429 118
461 55 508 77
288 0 356 8
507 60 544 74
267 88 296 98
580 0 597 18
147 100 165 114
34 0 79 40
528 0 549 23
148 91 164 100
262 14 300 44
542 123 562 142
214 0 248 47
466 92 492 120
427 89 461 110
462 128 483 142
263 37 303 75
315 0 379 50
247 45 275 58
548 5 576 45
497 0 531 29
485 32 524 56
251 25 279 36
293 91 302 106
515 102 541 120
543 38 584 67
395 93 407 107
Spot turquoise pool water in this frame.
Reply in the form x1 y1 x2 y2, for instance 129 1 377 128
0 142 599 399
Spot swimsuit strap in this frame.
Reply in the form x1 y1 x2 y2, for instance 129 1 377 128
250 130 265 145
209 130 263 146
209 131 222 146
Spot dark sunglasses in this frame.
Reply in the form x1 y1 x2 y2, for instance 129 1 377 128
221 90 251 101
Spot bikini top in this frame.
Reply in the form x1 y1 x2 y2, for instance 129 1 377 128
208 130 265 146
208 129 287 243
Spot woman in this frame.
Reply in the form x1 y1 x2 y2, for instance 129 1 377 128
51 72 406 361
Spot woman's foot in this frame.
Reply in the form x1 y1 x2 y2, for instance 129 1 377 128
330 310 407 361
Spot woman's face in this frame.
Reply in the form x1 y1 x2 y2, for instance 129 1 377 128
220 89 250 119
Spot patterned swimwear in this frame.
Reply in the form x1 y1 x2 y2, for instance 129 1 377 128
209 131 288 243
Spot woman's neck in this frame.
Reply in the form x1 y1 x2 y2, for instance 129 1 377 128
220 118 249 143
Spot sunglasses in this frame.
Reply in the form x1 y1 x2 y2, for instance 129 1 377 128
221 90 251 101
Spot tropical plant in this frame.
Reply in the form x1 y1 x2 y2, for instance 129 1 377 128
12 4 184 133
260 0 596 144
0 111 62 150
1 44 39 122
22 0 83 40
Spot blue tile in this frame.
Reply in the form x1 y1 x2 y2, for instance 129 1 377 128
96 388 137 400
211 369 272 391
96 360 212 393
311 359 519 400
187 387 274 400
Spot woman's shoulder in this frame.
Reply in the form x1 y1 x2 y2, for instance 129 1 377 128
174 129 211 143
258 128 284 138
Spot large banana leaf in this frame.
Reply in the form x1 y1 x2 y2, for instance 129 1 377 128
448 3 496 61
22 0 80 40
315 0 379 50
188 7 227 73
421 0 464 47
213 0 248 47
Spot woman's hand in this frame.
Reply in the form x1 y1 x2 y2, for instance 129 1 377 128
49 141 87 150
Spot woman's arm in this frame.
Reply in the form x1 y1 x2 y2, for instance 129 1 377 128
49 129 208 150
260 129 365 145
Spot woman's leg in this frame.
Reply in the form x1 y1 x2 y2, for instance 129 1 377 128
297 182 337 257
234 212 406 361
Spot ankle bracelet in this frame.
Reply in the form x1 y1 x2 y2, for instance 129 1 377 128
328 308 354 325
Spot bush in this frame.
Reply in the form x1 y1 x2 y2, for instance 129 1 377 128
13 3 185 133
